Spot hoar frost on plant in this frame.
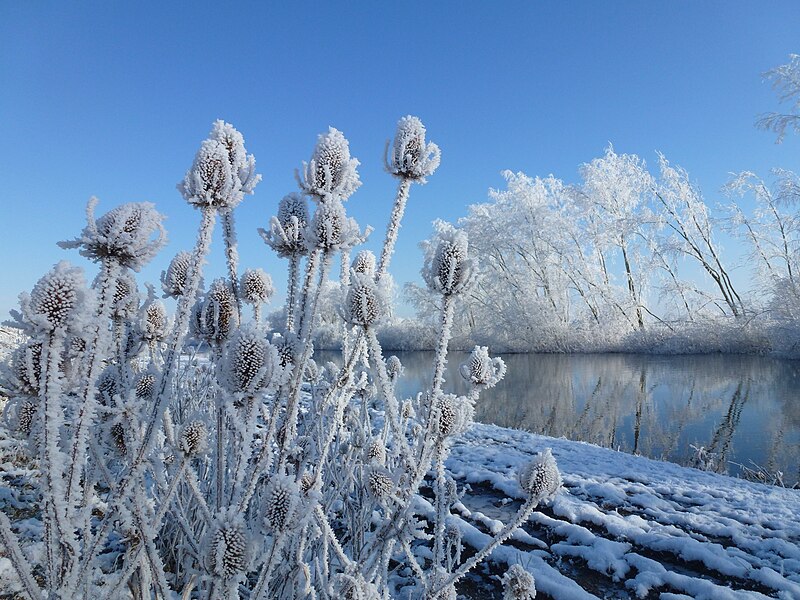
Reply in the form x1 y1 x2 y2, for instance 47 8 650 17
0 116 562 600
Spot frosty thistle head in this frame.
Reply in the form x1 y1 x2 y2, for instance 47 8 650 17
386 115 441 182
460 346 506 389
518 448 561 503
161 251 195 298
22 261 88 332
501 564 536 600
351 250 376 276
435 394 474 438
422 222 473 296
140 299 168 342
178 420 209 457
59 199 167 271
343 272 388 327
191 278 239 344
111 270 139 319
240 268 274 307
297 127 361 201
209 120 261 195
305 199 367 251
218 324 281 396
262 474 302 533
206 508 251 579
10 341 43 396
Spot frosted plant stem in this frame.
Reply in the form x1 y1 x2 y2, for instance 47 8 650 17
376 177 412 279
432 441 447 568
215 398 225 511
431 294 455 398
294 249 320 339
251 532 287 600
77 207 217 588
428 497 538 597
0 511 41 600
286 255 300 333
221 210 243 323
237 396 281 511
228 397 258 506
365 329 410 458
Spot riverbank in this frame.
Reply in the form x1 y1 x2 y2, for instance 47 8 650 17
445 423 800 599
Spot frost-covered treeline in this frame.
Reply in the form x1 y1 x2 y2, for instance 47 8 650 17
401 56 800 354
0 118 559 599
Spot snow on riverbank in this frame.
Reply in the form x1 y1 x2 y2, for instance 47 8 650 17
446 423 800 599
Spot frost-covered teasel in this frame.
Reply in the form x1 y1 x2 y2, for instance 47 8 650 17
385 115 441 182
179 122 261 211
422 222 473 297
240 268 274 307
343 272 388 327
110 270 140 319
331 573 381 600
206 508 251 579
351 249 376 275
386 355 404 382
178 419 209 456
365 466 396 502
218 325 281 396
502 564 536 600
434 394 474 438
210 119 261 196
262 474 302 533
15 399 38 435
140 299 168 343
161 250 195 298
192 278 239 344
9 341 43 396
305 199 367 251
21 261 89 333
259 193 309 258
297 127 361 201
59 198 167 271
518 448 562 503
460 345 506 389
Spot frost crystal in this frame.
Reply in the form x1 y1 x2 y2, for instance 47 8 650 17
422 223 473 296
518 448 562 503
386 115 441 181
207 508 250 579
23 261 88 332
219 325 279 395
262 474 301 533
240 268 274 306
59 199 167 271
161 251 195 298
297 127 361 201
460 345 506 389
178 420 208 456
344 273 387 327
191 279 239 344
502 564 536 600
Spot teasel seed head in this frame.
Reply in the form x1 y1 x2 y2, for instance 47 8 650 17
22 262 89 333
386 355 404 382
351 250 376 276
209 120 261 196
330 573 381 600
518 448 561 503
502 564 536 600
178 420 208 457
385 115 441 182
260 193 309 258
219 325 280 396
10 341 43 396
206 508 250 579
297 127 361 202
179 138 237 210
140 299 169 343
240 268 274 306
161 251 195 299
191 279 239 345
262 474 302 533
365 466 395 502
134 371 157 400
272 332 299 369
16 399 38 435
109 421 127 455
343 272 388 327
366 438 387 465
422 222 473 297
460 345 506 389
434 394 473 438
427 567 457 600
305 198 367 251
111 270 140 319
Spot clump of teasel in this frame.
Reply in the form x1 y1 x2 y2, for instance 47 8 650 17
385 115 441 182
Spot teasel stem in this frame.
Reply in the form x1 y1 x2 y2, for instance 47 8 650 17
285 254 300 333
365 329 409 459
77 206 218 589
64 259 120 526
428 497 539 598
340 247 352 358
228 396 259 506
0 510 42 600
376 177 412 279
251 531 288 600
221 210 243 323
237 397 281 511
215 397 226 511
431 294 455 399
432 441 448 568
294 249 321 340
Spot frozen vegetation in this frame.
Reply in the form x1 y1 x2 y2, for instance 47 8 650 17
1 55 799 599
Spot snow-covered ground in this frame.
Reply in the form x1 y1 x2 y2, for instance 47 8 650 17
445 423 800 599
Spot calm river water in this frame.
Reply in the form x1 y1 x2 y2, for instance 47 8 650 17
321 351 800 486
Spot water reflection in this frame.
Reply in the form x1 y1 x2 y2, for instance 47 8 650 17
319 351 800 485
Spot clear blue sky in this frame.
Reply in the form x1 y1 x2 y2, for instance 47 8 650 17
1 2 798 318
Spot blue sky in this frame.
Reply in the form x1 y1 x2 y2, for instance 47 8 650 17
1 2 798 318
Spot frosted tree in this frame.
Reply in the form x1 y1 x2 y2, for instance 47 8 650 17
757 54 800 143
